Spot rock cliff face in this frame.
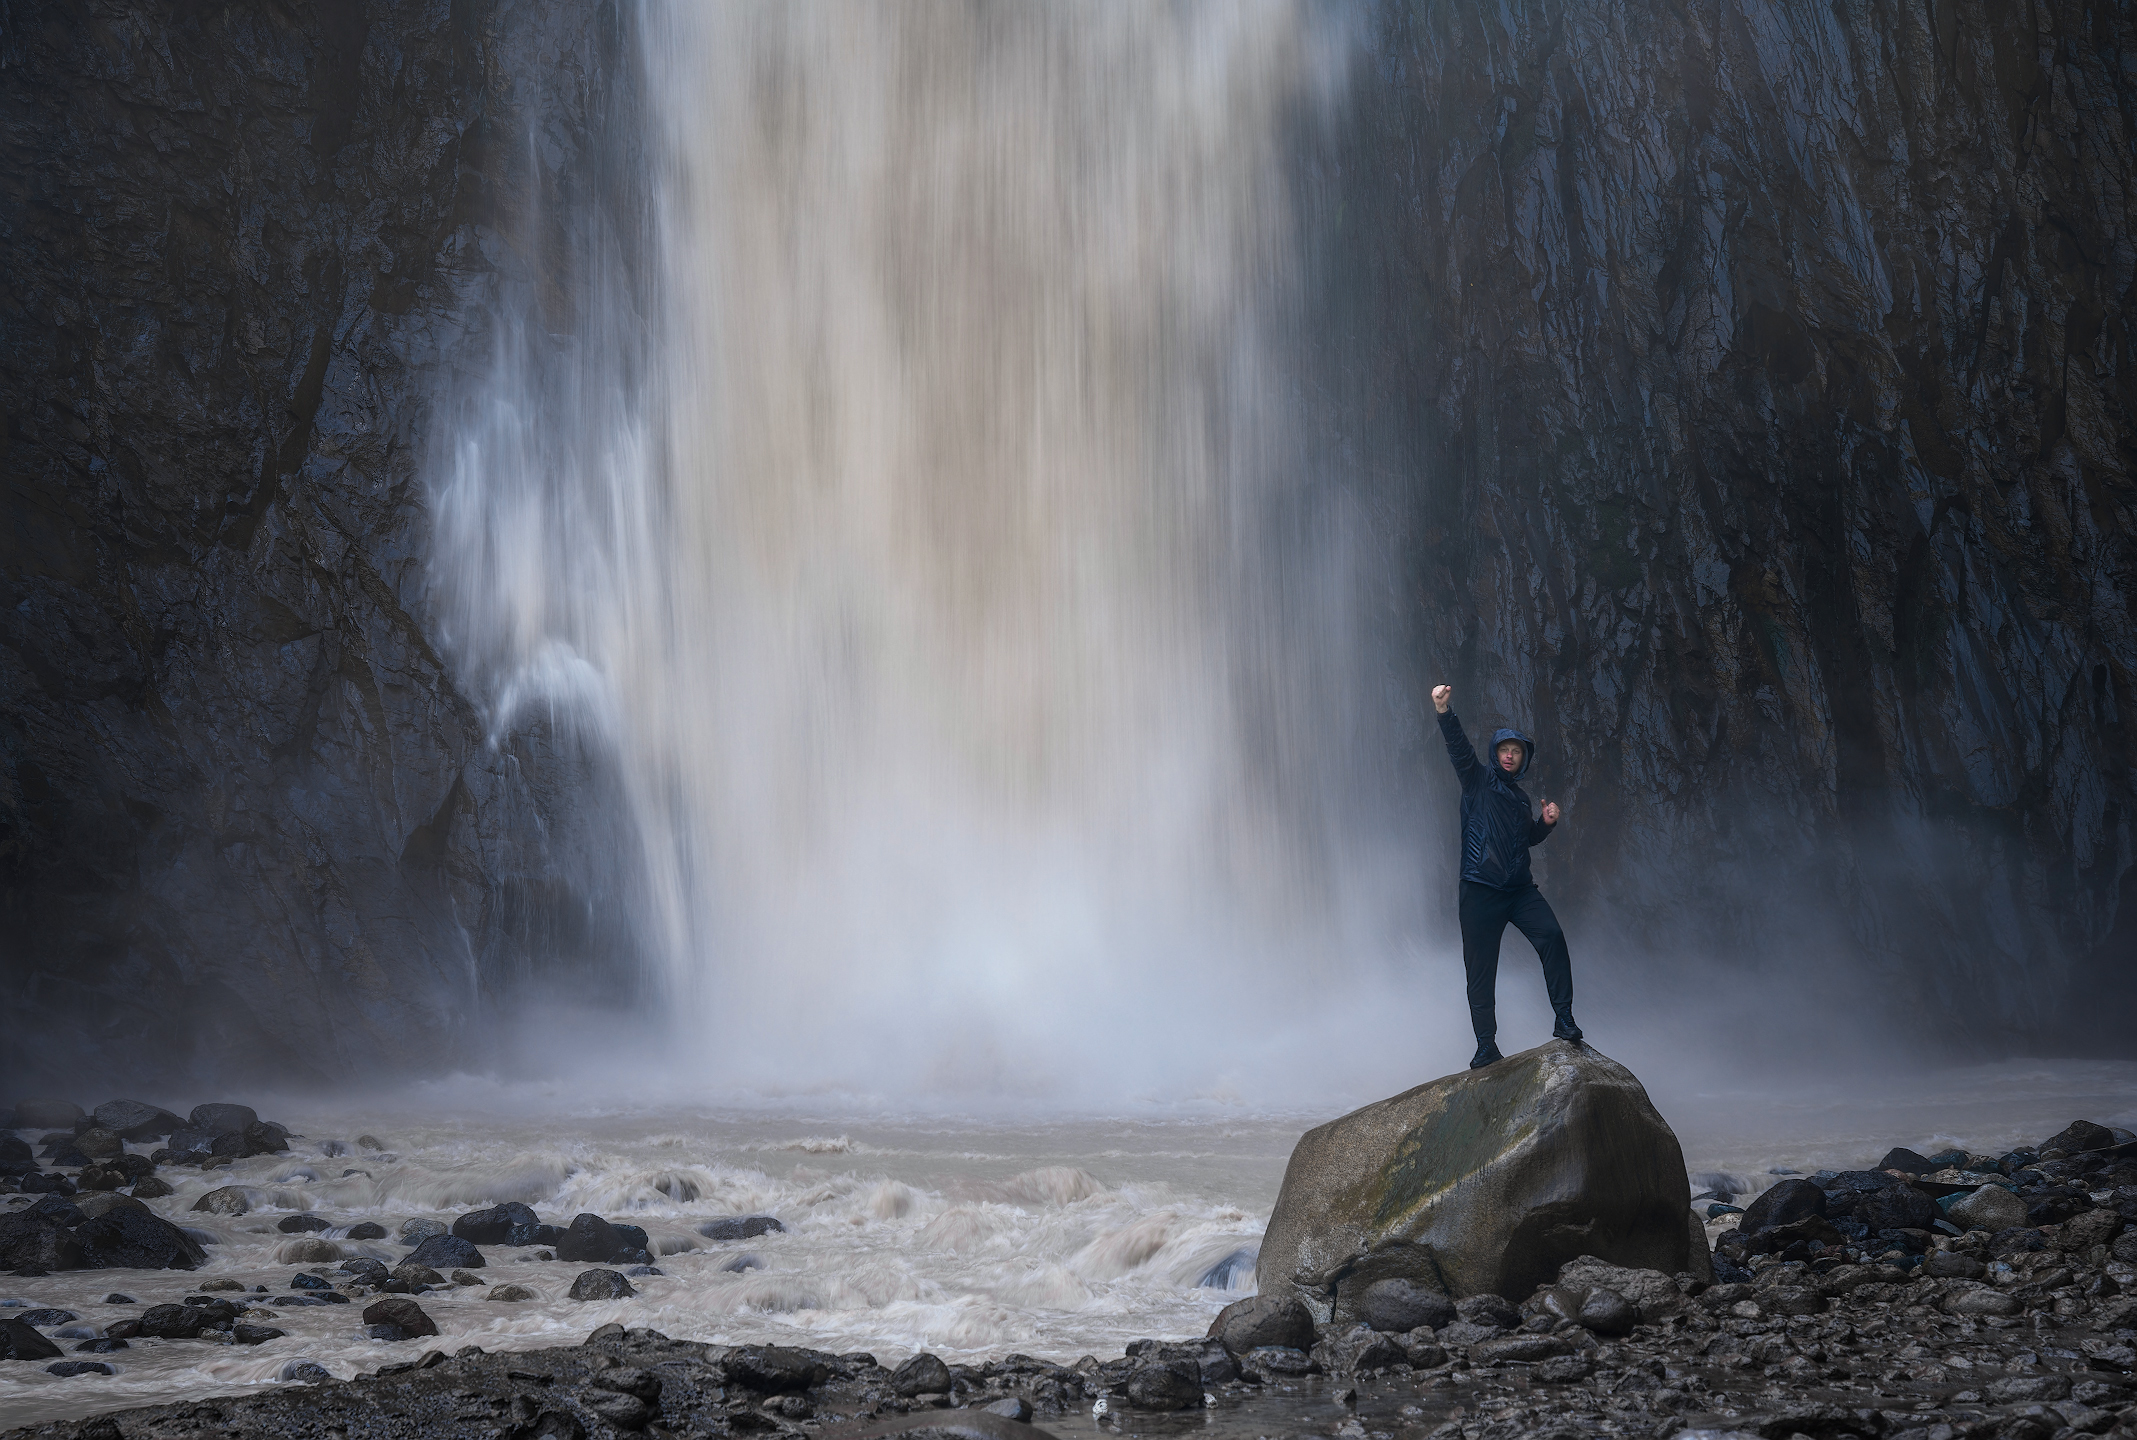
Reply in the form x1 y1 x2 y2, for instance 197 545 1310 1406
1313 0 2137 1045
0 0 647 1087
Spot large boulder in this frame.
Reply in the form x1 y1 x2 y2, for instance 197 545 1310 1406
407 1234 484 1271
1206 1293 1318 1355
74 1207 207 1270
0 1209 82 1273
92 1101 182 1142
452 1202 540 1245
188 1103 258 1137
1256 1042 1696 1314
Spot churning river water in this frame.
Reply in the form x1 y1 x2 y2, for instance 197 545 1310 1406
4 1058 2134 1430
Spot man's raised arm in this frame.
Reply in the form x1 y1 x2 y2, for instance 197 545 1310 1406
1432 684 1478 781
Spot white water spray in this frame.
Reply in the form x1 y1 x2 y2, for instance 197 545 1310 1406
433 4 1393 1097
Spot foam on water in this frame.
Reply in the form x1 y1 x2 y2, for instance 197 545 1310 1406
6 1062 2135 1429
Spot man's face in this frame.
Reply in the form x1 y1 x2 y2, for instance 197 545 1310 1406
1496 741 1524 772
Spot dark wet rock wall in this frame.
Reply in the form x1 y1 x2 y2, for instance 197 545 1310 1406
0 0 647 1087
1315 0 2137 1046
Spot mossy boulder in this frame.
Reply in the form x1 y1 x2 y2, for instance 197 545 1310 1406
1257 1041 1701 1315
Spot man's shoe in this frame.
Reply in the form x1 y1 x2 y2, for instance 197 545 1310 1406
1469 1041 1503 1069
1552 1015 1584 1042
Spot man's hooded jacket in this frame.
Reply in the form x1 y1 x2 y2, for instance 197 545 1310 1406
1437 710 1554 890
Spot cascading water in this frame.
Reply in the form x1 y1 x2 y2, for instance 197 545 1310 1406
433 3 1396 1098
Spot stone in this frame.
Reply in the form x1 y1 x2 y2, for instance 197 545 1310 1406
1761 1286 1828 1315
75 1207 207 1270
136 1303 221 1339
1942 1286 2023 1317
15 1307 75 1325
2054 1209 2125 1252
1260 1045 1695 1314
1242 1345 1314 1377
1315 1323 1407 1374
357 1137 387 1152
1400 1333 1448 1367
721 1345 832 1393
90 1102 178 1143
1857 1184 1937 1232
1535 1353 1595 1383
18 1172 75 1196
12 1101 83 1130
2044 1122 2117 1156
72 1128 124 1162
1357 1276 1456 1333
278 1359 329 1380
360 1297 438 1337
567 1268 636 1301
982 1396 1033 1422
487 1284 538 1302
1124 1356 1204 1410
1740 1179 1828 1233
398 1218 447 1244
452 1201 539 1245
406 1234 483 1270
192 1186 250 1216
392 1263 444 1287
189 1104 258 1136
584 1391 652 1429
47 1359 114 1377
1555 1257 1686 1324
1455 1293 1520 1329
1876 1149 1936 1175
698 1214 786 1241
1207 1293 1318 1355
240 1122 289 1156
0 1210 82 1273
1950 1186 2030 1233
277 1238 343 1263
72 1192 146 1224
892 1351 954 1395
1987 1373 2072 1403
278 1214 333 1233
1576 1286 1636 1335
1468 1333 1574 1365
347 1221 388 1240
1924 1251 1987 1279
557 1212 630 1263
130 1177 174 1199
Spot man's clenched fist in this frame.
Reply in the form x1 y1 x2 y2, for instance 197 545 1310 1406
1431 684 1452 714
1541 801 1561 825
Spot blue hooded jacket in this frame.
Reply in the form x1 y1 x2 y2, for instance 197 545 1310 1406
1437 710 1554 890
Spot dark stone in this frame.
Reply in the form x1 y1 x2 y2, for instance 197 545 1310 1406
47 1359 114 1377
406 1234 484 1271
239 1122 289 1156
566 1268 635 1301
75 1338 129 1353
1575 1287 1636 1335
506 1221 567 1247
2044 1122 2117 1156
721 1345 833 1393
698 1214 787 1242
17 1308 77 1325
162 1127 218 1159
21 1173 79 1196
0 1318 64 1359
73 1127 124 1161
1455 1294 1521 1331
347 1222 389 1240
1356 1276 1456 1333
558 1212 626 1263
365 1323 412 1342
584 1391 653 1430
1741 1178 1828 1233
453 1201 540 1245
1207 1293 1318 1356
137 1304 217 1339
188 1104 258 1137
102 1294 133 1304
290 1272 333 1290
360 1297 438 1337
1124 1356 1204 1411
1856 1184 1937 1232
75 1207 208 1270
278 1214 333 1233
1260 1046 1698 1312
1314 1324 1406 1374
1469 1334 1575 1365
891 1351 954 1397
0 1209 82 1272
92 1101 183 1142
591 1367 663 1401
1875 1148 1936 1175
1242 1345 1315 1377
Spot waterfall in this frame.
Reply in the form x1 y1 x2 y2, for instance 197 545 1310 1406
433 3 1379 1096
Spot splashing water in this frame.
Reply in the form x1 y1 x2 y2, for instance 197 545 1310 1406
431 2 1389 1096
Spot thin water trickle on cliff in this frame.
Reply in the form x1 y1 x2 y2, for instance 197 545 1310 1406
432 2 1385 1093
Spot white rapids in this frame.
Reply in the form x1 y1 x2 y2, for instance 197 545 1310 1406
6 1059 2136 1430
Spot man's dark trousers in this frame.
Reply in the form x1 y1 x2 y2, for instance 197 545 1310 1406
1459 880 1572 1041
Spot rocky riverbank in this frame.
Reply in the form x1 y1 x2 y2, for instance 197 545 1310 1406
3 1097 2134 1440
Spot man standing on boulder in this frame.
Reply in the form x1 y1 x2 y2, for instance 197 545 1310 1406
1431 684 1581 1068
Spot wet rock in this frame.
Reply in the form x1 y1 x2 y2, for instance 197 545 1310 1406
0 1209 81 1273
47 1359 114 1377
137 1302 232 1339
130 1176 174 1199
1124 1356 1204 1410
557 1212 635 1264
1924 1251 1987 1279
18 1172 75 1196
1455 1293 1521 1330
697 1214 786 1242
278 1214 333 1233
365 1323 412 1342
2055 1209 2125 1251
187 1103 258 1136
75 1338 129 1353
192 1185 250 1216
983 1395 1034 1421
1741 1179 1828 1233
1314 1323 1406 1374
2045 1122 2117 1156
74 1166 124 1192
391 1263 443 1287
453 1201 540 1245
346 1221 388 1240
1555 1257 1686 1324
12 1101 83 1130
1576 1286 1636 1335
1469 1333 1574 1365
1942 1286 2023 1317
1762 1285 1828 1315
1208 1293 1319 1355
566 1268 636 1301
1951 1186 2030 1233
487 1283 539 1302
356 1137 387 1152
278 1359 330 1381
16 1307 76 1325
1242 1345 1315 1378
360 1297 438 1337
720 1345 833 1393
1858 1184 1938 1231
277 1238 343 1263
1534 1353 1595 1383
398 1218 447 1245
1261 1045 1696 1315
75 1206 208 1270
72 1127 124 1162
341 1258 388 1279
892 1351 954 1396
584 1390 653 1430
406 1234 483 1270
1357 1276 1457 1333
238 1122 290 1156
1876 1149 1936 1175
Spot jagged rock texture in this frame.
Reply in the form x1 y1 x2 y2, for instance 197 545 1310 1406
1317 0 2136 1044
0 0 645 1086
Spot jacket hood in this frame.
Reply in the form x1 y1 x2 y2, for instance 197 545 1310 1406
1488 727 1536 779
